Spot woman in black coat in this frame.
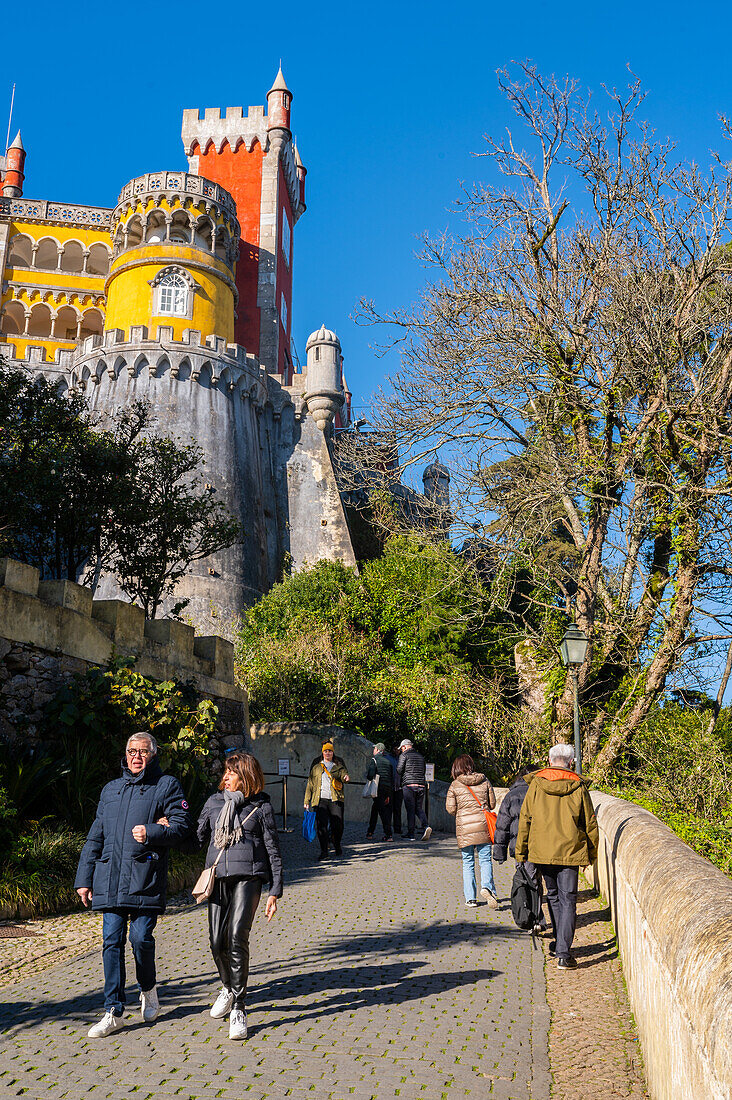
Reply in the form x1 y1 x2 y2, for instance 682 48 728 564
197 752 283 1041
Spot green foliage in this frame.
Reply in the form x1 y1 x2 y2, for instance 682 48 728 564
604 700 732 875
236 534 521 772
42 656 215 825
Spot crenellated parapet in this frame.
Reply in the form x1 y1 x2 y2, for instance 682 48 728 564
0 556 246 705
181 105 270 159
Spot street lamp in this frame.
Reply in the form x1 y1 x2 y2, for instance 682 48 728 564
559 623 589 774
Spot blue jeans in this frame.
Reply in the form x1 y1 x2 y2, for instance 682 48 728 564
460 844 496 901
102 909 158 1014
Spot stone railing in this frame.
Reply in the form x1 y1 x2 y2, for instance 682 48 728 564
0 197 112 227
589 792 732 1100
0 557 248 746
115 171 236 215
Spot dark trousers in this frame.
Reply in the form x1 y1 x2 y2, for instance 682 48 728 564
368 789 393 838
402 785 428 838
208 876 262 1009
537 864 579 959
315 798 344 854
392 789 403 834
102 908 158 1014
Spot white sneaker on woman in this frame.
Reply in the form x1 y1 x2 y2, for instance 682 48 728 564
229 1007 248 1040
88 1010 124 1038
140 985 159 1023
480 887 499 909
210 987 234 1019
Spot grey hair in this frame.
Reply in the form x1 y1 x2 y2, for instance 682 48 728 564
126 731 158 754
548 743 575 768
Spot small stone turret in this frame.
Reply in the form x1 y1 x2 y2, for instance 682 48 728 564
304 324 344 431
267 66 292 133
422 459 450 512
2 131 26 198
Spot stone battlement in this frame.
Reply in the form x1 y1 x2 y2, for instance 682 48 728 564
181 106 269 157
0 557 245 705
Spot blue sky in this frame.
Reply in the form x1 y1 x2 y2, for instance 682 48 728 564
7 0 732 414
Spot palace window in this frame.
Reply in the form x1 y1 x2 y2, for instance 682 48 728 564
158 272 188 315
281 209 291 266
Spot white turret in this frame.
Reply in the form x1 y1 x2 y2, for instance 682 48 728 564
304 324 344 432
422 459 450 512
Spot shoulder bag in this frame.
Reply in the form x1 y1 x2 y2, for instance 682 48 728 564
362 773 379 799
192 805 259 904
466 785 497 843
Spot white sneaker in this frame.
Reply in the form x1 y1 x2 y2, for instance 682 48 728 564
480 888 499 909
88 1010 124 1038
421 826 432 841
228 1007 248 1040
210 987 234 1019
140 985 159 1023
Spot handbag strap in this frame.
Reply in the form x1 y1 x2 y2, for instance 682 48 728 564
210 804 260 865
466 784 495 829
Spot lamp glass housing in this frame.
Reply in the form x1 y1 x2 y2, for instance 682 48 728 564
559 623 589 667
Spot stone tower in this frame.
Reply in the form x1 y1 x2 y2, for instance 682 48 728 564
180 68 305 383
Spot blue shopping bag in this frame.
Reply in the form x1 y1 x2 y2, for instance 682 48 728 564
302 808 317 843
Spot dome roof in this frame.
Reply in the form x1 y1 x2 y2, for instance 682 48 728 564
306 323 341 350
423 460 450 481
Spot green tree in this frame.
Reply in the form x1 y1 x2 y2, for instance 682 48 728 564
110 436 242 618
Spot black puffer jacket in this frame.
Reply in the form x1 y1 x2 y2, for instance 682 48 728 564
367 753 394 792
74 757 191 912
197 791 283 898
397 747 426 788
492 776 529 862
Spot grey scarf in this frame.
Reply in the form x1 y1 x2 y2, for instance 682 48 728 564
214 789 252 849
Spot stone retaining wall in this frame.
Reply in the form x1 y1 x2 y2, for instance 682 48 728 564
590 791 732 1100
0 556 248 751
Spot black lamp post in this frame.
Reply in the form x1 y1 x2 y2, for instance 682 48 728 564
559 623 590 774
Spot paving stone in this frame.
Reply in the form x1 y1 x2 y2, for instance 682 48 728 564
0 828 549 1100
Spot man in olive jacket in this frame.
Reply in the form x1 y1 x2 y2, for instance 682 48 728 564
515 743 598 970
74 731 191 1036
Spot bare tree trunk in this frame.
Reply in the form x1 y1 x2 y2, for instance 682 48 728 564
707 637 732 738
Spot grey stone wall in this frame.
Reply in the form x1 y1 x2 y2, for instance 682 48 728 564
0 557 248 754
589 791 732 1100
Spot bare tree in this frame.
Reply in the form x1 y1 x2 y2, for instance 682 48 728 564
358 62 732 776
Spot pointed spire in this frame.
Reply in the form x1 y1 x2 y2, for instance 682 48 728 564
9 130 24 151
268 65 292 97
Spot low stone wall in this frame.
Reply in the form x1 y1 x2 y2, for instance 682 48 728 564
246 722 456 831
0 557 248 752
590 792 732 1100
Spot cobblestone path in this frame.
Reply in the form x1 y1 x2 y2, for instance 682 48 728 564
0 827 550 1100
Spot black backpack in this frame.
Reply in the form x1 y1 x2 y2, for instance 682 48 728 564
510 863 542 930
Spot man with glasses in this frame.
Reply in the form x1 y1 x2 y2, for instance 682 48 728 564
75 731 191 1037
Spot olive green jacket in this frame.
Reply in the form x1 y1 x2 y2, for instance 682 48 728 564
515 768 599 867
304 761 349 808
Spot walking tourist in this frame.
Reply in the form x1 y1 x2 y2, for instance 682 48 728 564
304 741 350 860
492 763 548 929
515 743 599 969
387 745 403 834
365 742 394 841
196 752 282 1040
74 731 192 1037
445 754 498 907
396 738 431 841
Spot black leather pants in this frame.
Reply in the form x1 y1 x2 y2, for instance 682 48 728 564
208 876 262 1008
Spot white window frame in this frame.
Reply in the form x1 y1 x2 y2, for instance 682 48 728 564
149 266 196 320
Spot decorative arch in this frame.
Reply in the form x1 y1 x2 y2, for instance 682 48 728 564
35 237 60 270
80 308 103 340
87 243 111 276
27 302 53 338
60 240 85 273
53 305 79 340
8 233 32 267
1 300 26 335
